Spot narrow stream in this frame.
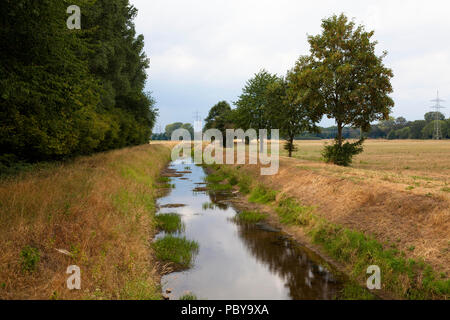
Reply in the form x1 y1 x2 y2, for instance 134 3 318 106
156 160 346 300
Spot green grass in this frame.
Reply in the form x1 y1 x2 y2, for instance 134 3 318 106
275 197 316 226
120 279 162 300
249 186 277 204
153 235 199 269
205 173 227 184
204 163 252 194
237 175 251 194
234 211 268 223
204 171 234 192
20 245 40 273
308 216 450 300
337 283 377 300
228 175 239 186
155 213 185 233
157 176 170 184
179 293 197 300
441 187 450 193
209 182 233 192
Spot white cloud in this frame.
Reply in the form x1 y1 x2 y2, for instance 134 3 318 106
131 0 450 127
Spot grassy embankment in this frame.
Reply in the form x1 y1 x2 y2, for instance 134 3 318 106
204 157 449 300
0 144 174 300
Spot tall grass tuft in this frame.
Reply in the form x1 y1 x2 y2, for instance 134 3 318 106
153 235 199 269
155 213 185 233
249 186 277 204
234 211 267 223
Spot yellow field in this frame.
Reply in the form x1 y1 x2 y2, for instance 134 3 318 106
280 140 450 197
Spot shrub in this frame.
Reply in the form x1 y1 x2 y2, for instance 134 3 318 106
322 138 365 167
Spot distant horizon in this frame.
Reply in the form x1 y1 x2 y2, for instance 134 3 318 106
152 112 448 134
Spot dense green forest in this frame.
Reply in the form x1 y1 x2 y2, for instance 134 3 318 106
0 0 156 168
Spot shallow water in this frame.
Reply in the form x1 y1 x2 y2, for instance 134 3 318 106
157 160 345 300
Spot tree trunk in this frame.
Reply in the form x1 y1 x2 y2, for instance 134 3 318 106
288 136 294 158
259 136 264 153
337 122 343 147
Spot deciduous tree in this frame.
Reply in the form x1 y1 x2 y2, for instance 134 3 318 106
295 14 394 165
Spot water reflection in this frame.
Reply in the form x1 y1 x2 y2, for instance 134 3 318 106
158 161 344 300
234 222 341 300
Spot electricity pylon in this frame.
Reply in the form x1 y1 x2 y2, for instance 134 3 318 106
430 91 446 140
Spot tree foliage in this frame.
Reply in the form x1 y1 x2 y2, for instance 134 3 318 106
0 0 157 165
204 101 234 145
293 14 394 165
233 70 279 133
424 112 445 122
266 72 320 157
165 122 194 139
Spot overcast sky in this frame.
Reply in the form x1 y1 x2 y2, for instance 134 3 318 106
130 0 450 131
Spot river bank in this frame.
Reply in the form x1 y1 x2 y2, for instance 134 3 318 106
204 161 449 300
0 144 171 299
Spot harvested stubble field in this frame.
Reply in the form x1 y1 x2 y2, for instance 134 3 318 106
256 140 450 277
282 140 450 194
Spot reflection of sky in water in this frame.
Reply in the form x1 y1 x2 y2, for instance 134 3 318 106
158 161 344 300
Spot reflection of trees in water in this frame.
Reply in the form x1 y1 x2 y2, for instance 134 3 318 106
235 222 343 300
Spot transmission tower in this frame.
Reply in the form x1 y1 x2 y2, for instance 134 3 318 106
193 110 203 134
430 91 446 140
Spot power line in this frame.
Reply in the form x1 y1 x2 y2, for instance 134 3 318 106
429 91 446 140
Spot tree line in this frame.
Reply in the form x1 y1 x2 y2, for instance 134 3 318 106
154 112 449 142
289 112 450 140
152 122 194 140
203 14 444 166
0 0 157 169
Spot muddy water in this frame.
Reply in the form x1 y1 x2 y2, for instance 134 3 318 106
157 160 346 300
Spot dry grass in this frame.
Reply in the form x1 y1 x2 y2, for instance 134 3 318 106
282 140 450 196
221 140 449 277
0 144 171 300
